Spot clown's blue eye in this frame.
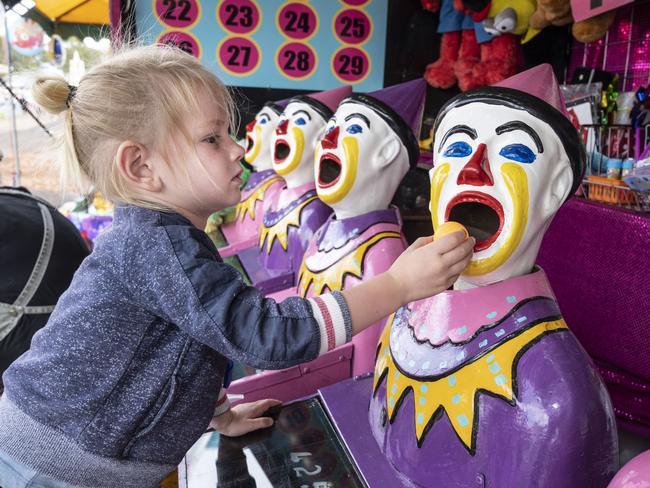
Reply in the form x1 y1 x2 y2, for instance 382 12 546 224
346 124 363 134
443 141 473 158
295 117 307 126
259 118 268 125
499 144 536 164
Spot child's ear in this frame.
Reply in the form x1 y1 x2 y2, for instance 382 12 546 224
115 141 162 192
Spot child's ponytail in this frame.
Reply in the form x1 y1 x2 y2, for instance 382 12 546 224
32 75 87 195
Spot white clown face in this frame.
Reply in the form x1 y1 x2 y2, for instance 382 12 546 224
271 100 328 188
430 102 573 286
244 106 281 170
314 102 409 219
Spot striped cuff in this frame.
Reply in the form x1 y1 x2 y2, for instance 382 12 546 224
307 291 352 355
213 389 231 416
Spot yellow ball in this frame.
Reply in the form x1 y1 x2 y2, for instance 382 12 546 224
434 221 469 241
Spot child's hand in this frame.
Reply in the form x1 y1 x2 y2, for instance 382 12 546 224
209 398 282 437
388 231 475 304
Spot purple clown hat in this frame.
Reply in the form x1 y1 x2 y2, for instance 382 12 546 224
494 64 571 118
264 97 290 116
434 64 585 197
288 86 353 123
340 78 427 168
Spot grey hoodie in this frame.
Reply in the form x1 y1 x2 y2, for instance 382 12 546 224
0 205 351 487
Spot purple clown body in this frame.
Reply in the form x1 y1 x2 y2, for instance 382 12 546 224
270 207 407 375
235 182 332 294
219 169 285 255
368 268 618 487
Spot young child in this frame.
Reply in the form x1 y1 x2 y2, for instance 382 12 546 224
0 45 474 488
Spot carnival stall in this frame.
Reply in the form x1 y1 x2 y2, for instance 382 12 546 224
8 0 646 486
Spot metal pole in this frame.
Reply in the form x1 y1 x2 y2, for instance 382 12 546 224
1 0 21 187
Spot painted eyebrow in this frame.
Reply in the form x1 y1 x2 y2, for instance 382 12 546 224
438 125 477 153
495 121 544 153
291 109 312 120
258 111 272 119
344 113 371 128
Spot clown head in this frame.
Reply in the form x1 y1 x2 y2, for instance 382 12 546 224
272 86 352 189
430 65 585 287
244 101 285 171
315 80 425 219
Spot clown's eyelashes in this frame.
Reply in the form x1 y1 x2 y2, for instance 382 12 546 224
438 125 477 153
344 112 371 129
443 141 473 158
291 109 311 121
499 144 536 164
495 121 544 153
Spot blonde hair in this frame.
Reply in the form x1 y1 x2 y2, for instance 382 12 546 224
32 44 237 209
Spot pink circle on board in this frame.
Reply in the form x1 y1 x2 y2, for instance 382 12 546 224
158 31 200 58
332 46 369 83
218 36 260 75
277 3 317 40
341 0 369 6
155 0 199 29
334 8 371 44
277 42 316 79
217 0 260 35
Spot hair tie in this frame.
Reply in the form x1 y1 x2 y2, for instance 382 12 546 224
66 84 77 108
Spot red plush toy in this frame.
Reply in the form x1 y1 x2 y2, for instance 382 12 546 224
423 0 521 92
461 0 520 91
423 0 480 90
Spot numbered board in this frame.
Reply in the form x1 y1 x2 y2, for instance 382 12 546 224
136 0 388 91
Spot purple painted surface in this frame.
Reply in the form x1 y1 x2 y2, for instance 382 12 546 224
370 331 618 487
608 449 650 488
237 246 295 295
220 170 284 250
299 207 407 376
538 197 650 437
389 297 561 378
261 193 332 273
243 169 277 191
319 376 416 488
229 343 354 405
316 208 400 252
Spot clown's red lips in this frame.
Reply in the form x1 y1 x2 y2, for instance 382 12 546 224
445 191 504 252
318 152 342 188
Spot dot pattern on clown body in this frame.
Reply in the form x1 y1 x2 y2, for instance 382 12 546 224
373 310 568 450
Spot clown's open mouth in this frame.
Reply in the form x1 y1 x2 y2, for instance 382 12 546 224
274 140 290 162
445 191 504 252
318 153 342 188
245 135 254 153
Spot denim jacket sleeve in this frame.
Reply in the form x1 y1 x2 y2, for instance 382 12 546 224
126 222 352 370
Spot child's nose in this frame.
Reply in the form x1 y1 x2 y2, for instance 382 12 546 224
321 126 339 150
276 119 289 136
233 139 245 159
456 143 494 186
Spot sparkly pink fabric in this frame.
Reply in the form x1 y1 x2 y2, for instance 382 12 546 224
568 0 650 92
538 197 650 437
